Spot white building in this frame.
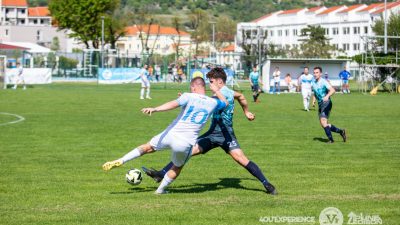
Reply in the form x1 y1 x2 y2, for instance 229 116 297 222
116 24 191 57
237 1 400 57
1 0 51 26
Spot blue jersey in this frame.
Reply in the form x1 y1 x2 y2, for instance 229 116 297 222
311 78 332 104
249 71 260 85
211 86 235 129
339 70 351 80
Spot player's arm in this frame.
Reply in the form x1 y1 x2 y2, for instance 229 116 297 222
141 100 179 115
234 91 255 121
249 76 253 86
323 85 335 102
312 95 316 107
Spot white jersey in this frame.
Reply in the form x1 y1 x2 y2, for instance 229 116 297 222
140 68 150 87
299 74 313 90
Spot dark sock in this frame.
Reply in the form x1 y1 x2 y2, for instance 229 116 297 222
245 161 269 186
330 124 342 133
253 95 256 102
324 126 334 141
161 162 174 176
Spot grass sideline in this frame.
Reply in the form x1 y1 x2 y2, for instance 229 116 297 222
0 83 399 225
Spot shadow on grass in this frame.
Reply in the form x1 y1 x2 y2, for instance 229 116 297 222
109 178 265 194
313 137 329 143
169 177 265 194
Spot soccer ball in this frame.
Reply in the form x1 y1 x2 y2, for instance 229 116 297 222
125 168 142 185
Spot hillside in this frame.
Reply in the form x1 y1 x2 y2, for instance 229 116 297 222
30 0 386 22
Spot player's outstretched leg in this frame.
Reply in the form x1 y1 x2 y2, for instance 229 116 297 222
143 162 173 183
103 144 155 171
329 124 346 142
229 149 277 195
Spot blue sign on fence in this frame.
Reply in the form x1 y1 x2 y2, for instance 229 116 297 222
98 68 142 84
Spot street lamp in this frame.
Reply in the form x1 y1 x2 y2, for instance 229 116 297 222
209 21 216 63
101 16 105 68
384 0 388 54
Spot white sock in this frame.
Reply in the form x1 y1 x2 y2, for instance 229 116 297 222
120 148 142 163
303 98 309 110
146 88 150 97
140 88 145 98
156 174 175 193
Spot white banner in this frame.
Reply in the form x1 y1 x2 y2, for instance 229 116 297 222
6 68 52 85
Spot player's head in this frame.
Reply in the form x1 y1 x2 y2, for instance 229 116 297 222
253 65 258 72
304 66 309 74
313 66 322 80
143 64 148 69
190 77 206 94
206 67 227 87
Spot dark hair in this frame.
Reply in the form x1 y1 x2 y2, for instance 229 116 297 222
206 67 227 83
314 66 322 72
304 66 309 69
191 77 206 87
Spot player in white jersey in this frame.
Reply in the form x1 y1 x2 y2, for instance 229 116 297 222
140 64 151 99
102 77 228 194
298 67 314 111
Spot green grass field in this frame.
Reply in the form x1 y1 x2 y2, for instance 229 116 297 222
0 83 399 225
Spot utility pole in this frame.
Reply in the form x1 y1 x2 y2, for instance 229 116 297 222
101 16 105 68
384 0 388 54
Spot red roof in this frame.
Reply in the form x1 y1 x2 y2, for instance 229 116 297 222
221 44 234 52
279 8 304 15
338 4 365 13
28 7 50 17
125 25 190 36
252 13 274 22
372 1 400 14
2 0 27 7
358 3 385 12
317 6 345 15
308 6 324 12
0 43 29 50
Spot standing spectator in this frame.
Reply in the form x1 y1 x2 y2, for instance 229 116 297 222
13 63 26 90
140 64 151 100
284 73 295 93
249 66 262 102
298 67 313 111
177 66 183 83
272 67 281 94
339 66 351 94
148 65 154 82
155 65 161 82
172 66 178 82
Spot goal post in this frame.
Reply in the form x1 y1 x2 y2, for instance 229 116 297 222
0 55 7 89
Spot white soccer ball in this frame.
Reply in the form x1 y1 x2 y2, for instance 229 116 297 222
125 168 142 185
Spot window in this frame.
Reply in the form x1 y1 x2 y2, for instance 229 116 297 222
278 30 282 36
353 27 360 34
342 43 350 51
33 19 38 24
21 9 25 14
334 44 339 50
40 19 44 24
270 30 274 37
129 44 131 49
325 28 329 35
343 27 350 35
353 43 360 51
332 28 339 35
36 30 42 41
285 29 289 36
20 19 25 24
5 29 9 36
6 9 9 14
293 29 298 36
364 26 368 34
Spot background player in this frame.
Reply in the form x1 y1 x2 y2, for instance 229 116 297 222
140 64 151 99
311 66 347 143
298 67 313 111
339 66 351 94
13 63 26 90
143 68 277 195
102 77 228 194
249 65 262 102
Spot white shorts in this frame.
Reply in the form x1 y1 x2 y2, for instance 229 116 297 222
149 130 192 167
141 80 150 88
302 88 312 98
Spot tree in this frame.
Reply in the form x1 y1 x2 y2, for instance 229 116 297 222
49 0 124 49
172 16 182 63
215 16 236 49
50 37 60 51
298 25 336 58
187 9 210 56
373 13 400 52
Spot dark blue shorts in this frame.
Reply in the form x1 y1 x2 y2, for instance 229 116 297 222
252 84 260 92
197 121 240 154
318 100 332 119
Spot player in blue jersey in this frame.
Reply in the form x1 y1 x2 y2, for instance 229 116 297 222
102 77 228 194
249 66 263 102
312 67 347 144
339 66 351 94
143 67 277 195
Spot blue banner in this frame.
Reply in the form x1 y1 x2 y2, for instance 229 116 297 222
98 68 142 84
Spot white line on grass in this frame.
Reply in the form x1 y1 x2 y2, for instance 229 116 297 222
0 112 25 126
